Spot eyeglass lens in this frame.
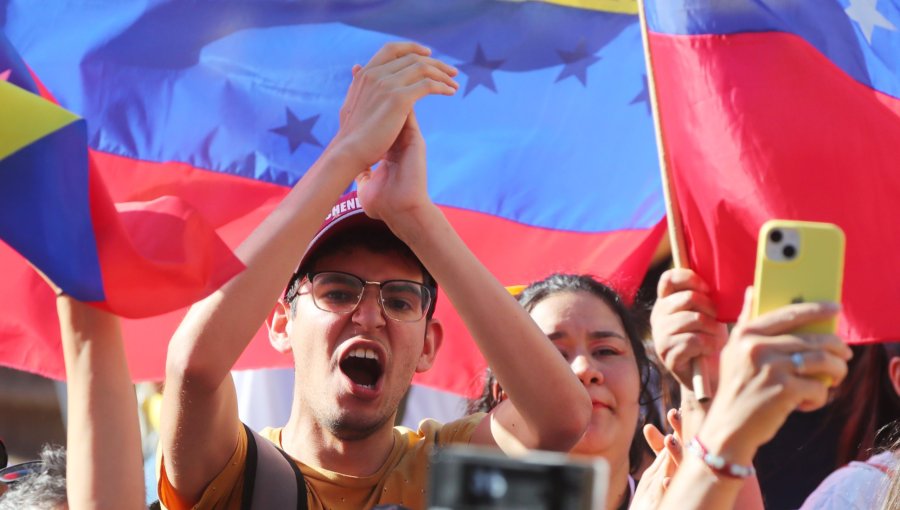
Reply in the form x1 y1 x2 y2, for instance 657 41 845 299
311 272 430 322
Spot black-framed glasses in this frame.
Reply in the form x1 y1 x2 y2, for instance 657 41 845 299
299 271 434 322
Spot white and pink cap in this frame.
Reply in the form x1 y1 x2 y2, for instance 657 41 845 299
284 191 389 299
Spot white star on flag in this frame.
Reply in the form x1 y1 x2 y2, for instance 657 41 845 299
845 0 897 44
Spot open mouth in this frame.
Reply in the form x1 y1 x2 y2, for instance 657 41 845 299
339 347 383 389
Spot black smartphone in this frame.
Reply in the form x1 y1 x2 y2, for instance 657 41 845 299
427 446 607 510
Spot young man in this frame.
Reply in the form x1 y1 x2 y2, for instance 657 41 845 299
158 42 591 509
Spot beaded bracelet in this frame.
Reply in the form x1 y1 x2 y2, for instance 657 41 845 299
686 437 756 479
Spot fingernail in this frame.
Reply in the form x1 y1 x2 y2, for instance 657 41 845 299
665 434 679 451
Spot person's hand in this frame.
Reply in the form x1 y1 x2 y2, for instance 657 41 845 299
631 447 675 510
356 111 430 227
644 408 684 466
633 411 683 510
331 42 458 173
636 407 684 505
651 268 729 388
696 288 852 465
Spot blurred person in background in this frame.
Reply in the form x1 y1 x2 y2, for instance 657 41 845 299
799 341 900 509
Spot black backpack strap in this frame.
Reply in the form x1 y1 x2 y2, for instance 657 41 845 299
239 423 308 510
240 423 260 510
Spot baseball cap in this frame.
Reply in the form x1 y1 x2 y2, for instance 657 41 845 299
297 191 382 271
283 191 438 315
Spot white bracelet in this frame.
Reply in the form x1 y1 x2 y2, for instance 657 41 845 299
687 437 756 479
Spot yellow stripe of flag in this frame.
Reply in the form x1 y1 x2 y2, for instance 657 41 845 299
530 0 637 15
0 81 80 160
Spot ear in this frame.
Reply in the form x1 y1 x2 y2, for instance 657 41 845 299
268 299 293 354
415 318 443 373
889 355 900 398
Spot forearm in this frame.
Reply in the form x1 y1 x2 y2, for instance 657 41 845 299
660 456 745 510
661 454 763 510
391 204 590 449
166 145 362 388
663 399 764 510
735 475 765 510
58 297 145 510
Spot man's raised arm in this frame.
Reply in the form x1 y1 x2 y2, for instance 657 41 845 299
357 114 591 454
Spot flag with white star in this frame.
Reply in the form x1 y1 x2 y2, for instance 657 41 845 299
0 31 242 320
0 0 665 393
645 0 900 345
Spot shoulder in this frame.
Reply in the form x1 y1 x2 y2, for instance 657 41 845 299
157 422 249 510
866 450 900 472
394 413 486 448
259 426 283 445
421 413 486 445
799 453 893 510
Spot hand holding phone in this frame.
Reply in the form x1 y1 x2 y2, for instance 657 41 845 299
752 220 846 384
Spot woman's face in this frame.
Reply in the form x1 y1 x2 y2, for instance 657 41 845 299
528 291 641 460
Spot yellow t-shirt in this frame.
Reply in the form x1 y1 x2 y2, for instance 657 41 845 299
159 413 484 510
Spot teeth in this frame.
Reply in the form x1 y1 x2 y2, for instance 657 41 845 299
347 347 379 362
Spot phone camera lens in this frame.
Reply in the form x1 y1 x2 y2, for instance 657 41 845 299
770 230 783 243
783 245 797 259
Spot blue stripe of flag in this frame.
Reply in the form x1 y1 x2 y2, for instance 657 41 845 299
3 0 665 232
645 0 900 101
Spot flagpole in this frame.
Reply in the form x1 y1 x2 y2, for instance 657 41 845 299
636 0 712 402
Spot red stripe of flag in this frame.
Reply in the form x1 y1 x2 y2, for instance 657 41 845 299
650 31 900 343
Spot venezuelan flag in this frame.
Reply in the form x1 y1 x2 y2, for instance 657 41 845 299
2 0 665 395
645 0 900 345
0 32 241 316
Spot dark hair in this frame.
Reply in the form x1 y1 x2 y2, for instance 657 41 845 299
831 342 900 466
285 223 438 319
467 273 654 474
0 444 67 510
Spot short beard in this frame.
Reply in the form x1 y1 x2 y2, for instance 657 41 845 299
312 392 403 441
323 412 392 441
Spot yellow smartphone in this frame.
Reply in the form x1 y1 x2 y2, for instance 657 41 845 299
751 220 845 334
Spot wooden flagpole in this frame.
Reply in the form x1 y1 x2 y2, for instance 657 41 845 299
636 0 712 401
